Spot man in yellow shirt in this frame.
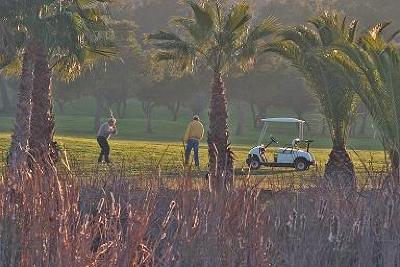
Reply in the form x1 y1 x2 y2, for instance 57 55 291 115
183 115 204 167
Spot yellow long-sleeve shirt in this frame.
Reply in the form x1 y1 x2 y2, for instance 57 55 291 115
183 120 204 142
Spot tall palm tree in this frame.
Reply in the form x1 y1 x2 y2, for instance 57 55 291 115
0 2 34 169
265 12 359 188
147 0 277 193
0 0 115 165
28 0 115 157
4 44 35 170
328 23 400 180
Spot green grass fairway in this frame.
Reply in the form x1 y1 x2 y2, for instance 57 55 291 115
0 99 386 184
0 133 387 178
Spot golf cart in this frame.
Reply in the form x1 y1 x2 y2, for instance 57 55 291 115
246 118 315 171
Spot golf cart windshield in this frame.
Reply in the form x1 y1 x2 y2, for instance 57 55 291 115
257 118 306 145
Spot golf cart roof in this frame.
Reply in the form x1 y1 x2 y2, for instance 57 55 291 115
261 118 305 123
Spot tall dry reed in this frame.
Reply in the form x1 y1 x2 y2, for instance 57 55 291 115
0 158 400 266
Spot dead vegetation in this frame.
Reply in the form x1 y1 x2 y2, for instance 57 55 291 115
0 160 399 266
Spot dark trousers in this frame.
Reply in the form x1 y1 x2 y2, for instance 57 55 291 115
97 136 110 163
185 139 199 166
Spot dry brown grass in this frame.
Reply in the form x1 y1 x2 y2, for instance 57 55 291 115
0 158 400 266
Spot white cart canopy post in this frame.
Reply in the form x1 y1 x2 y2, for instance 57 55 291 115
257 118 306 145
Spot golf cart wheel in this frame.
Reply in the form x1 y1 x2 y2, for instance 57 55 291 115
294 158 308 171
248 157 261 170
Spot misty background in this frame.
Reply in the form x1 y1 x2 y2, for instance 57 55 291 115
0 0 398 149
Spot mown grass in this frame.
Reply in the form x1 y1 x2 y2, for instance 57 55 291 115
0 133 387 179
0 98 387 186
0 114 383 150
0 94 384 151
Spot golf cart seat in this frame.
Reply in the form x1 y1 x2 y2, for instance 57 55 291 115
292 138 301 148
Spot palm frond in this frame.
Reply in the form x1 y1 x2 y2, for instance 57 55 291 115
148 0 273 74
153 51 177 62
278 25 320 49
336 23 400 154
264 40 303 66
387 29 400 43
248 16 279 41
224 2 251 34
267 11 362 146
187 0 214 32
0 22 17 69
237 16 278 71
146 31 182 42
347 20 358 42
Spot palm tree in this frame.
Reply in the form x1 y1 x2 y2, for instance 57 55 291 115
147 0 277 193
5 45 35 170
28 0 115 158
0 0 115 165
265 12 359 188
328 23 400 180
0 3 35 169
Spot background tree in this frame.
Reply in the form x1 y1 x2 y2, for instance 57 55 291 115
60 18 143 130
147 1 278 193
185 71 209 116
52 80 82 115
0 77 17 113
229 58 315 131
136 81 162 133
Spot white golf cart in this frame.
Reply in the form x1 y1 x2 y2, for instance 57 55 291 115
246 118 315 171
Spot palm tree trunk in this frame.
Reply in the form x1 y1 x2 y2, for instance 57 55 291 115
324 141 355 189
8 42 35 169
29 42 54 157
208 71 234 194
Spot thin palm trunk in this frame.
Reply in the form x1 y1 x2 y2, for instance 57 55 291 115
8 42 35 170
359 113 367 135
389 149 400 185
250 103 257 129
94 95 103 131
1 78 12 112
56 99 65 115
321 118 327 136
257 106 267 129
235 99 244 136
142 101 155 133
121 99 127 118
208 71 234 194
29 43 54 157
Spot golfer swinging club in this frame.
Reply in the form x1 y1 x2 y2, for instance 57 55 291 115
183 115 204 167
97 118 117 163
